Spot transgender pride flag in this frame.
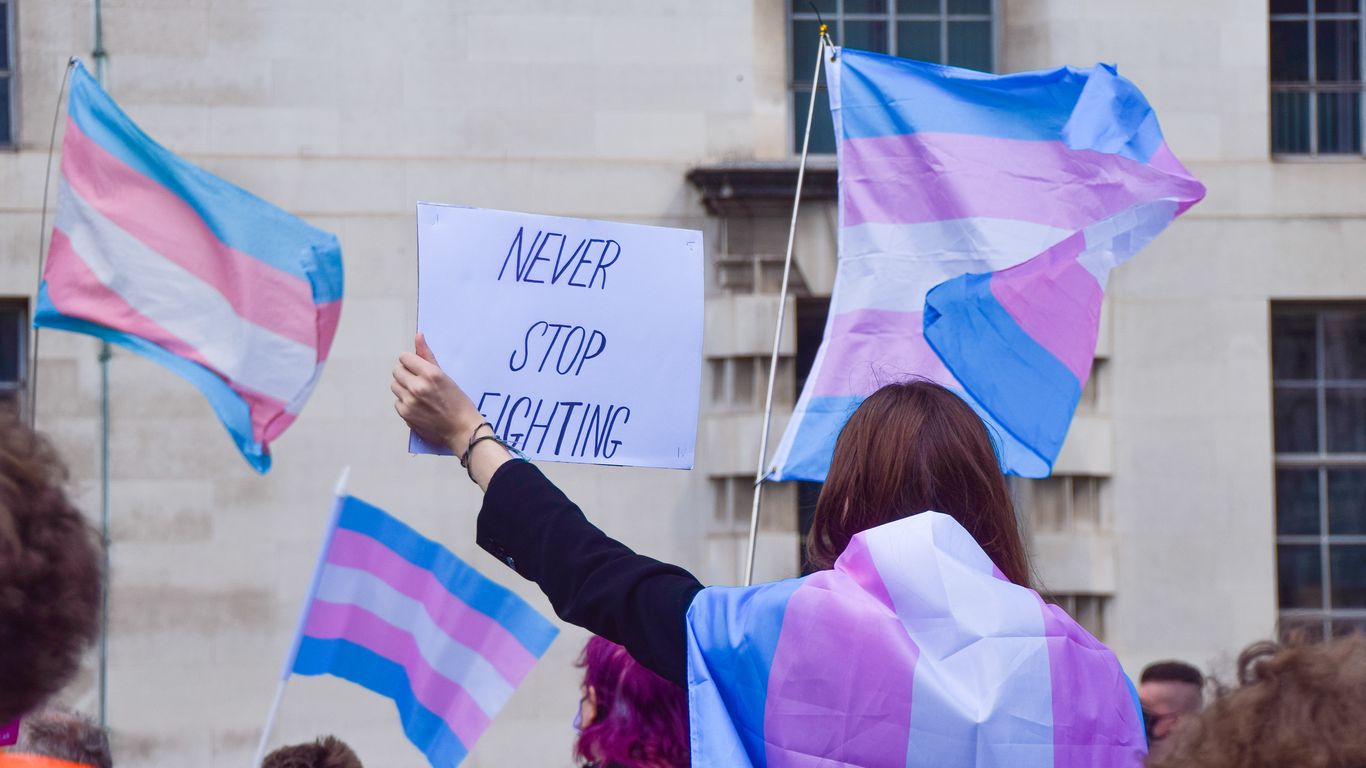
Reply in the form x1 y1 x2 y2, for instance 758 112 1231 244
771 49 1204 480
34 61 343 473
285 491 557 767
687 512 1146 767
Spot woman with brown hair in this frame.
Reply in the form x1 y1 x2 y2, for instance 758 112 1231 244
392 335 1144 766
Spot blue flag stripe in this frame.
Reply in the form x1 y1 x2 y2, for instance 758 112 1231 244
336 497 558 657
293 636 468 767
65 62 343 302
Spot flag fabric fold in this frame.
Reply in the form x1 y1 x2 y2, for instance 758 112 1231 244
34 61 344 472
771 49 1204 480
289 494 557 768
686 511 1147 767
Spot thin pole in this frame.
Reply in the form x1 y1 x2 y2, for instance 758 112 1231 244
92 0 112 730
743 30 830 587
253 467 351 767
28 59 77 427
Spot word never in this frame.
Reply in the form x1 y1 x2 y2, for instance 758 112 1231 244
478 392 631 459
509 322 607 376
496 227 620 289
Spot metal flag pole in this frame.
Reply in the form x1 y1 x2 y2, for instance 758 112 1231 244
91 0 113 730
742 28 831 587
252 466 351 768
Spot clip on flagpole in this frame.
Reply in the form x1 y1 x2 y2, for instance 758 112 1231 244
252 466 351 767
742 28 830 587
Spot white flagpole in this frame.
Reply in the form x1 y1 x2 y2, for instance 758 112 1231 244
743 29 831 587
252 466 351 767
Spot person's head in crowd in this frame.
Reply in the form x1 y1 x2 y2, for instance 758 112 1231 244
1139 660 1205 742
11 706 111 768
806 380 1031 585
0 412 101 722
261 736 362 768
1145 634 1366 768
575 636 688 768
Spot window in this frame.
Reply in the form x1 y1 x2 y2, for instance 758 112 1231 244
712 475 796 534
1017 475 1105 533
1270 0 1365 155
1042 593 1108 640
790 0 995 154
0 1 12 147
0 300 26 414
709 356 795 410
1272 304 1366 639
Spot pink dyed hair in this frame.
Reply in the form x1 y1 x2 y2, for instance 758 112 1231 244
574 636 689 767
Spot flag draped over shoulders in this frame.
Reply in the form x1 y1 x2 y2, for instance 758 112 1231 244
771 49 1204 481
34 61 343 472
686 512 1146 768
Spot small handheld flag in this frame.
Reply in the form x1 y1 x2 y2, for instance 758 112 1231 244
268 478 557 767
34 61 344 473
771 49 1204 480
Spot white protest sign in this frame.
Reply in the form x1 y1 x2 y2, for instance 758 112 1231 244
412 203 703 469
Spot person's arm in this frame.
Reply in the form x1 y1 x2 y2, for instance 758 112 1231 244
391 334 703 684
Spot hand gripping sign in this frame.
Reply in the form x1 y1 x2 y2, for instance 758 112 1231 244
412 204 703 469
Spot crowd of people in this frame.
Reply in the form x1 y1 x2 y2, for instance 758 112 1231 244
1 345 1365 766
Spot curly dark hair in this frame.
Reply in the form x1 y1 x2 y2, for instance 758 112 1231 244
0 412 102 721
262 736 363 768
14 706 112 768
1146 634 1366 768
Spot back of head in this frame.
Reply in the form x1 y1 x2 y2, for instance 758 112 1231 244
0 413 101 721
262 736 362 768
1141 660 1204 688
13 707 111 768
806 380 1029 585
576 636 688 768
1145 634 1366 768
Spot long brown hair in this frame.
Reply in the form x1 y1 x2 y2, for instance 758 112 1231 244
805 380 1030 586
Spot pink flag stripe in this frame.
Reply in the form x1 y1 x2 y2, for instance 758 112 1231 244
840 132 1205 230
303 600 493 748
325 528 540 683
987 232 1103 384
315 299 343 364
811 309 959 398
45 229 293 432
60 117 319 348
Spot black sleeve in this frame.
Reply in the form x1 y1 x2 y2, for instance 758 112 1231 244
475 460 703 686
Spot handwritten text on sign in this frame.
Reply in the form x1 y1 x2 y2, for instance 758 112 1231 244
412 204 703 469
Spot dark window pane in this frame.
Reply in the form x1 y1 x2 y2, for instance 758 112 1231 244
845 0 889 12
1318 0 1358 13
845 20 890 53
1275 387 1320 453
903 0 941 13
1272 91 1313 153
1333 618 1366 637
793 20 824 82
1317 91 1362 153
1316 20 1361 82
898 21 942 62
0 2 8 68
1326 387 1366 452
1271 21 1310 82
1328 468 1366 535
947 21 992 71
794 87 836 154
0 307 20 384
0 77 8 148
793 0 836 13
1279 616 1326 643
1273 311 1317 380
1324 310 1366 380
1330 545 1366 608
1279 543 1324 608
948 0 991 13
1270 0 1308 11
1277 468 1321 535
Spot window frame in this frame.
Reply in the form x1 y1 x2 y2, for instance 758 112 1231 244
1270 0 1366 158
1272 302 1366 638
786 0 1000 155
